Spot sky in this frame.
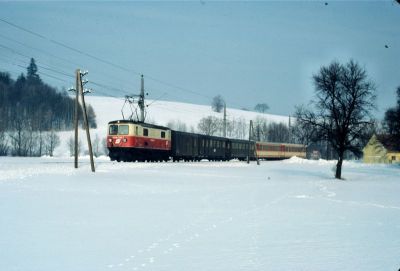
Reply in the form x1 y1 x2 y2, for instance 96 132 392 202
0 1 399 119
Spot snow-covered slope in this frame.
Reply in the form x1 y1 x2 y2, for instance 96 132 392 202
54 96 291 157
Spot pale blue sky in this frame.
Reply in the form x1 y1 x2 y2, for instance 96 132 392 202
0 1 399 118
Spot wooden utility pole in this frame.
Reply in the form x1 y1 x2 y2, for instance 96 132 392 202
77 70 95 172
247 120 252 164
223 103 227 137
247 120 260 165
74 69 80 168
70 69 95 172
139 74 145 122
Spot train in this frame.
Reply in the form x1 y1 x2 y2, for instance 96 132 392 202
106 120 306 162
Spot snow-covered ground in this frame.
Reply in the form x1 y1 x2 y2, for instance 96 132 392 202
1 156 399 271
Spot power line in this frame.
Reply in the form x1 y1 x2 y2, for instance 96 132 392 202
0 17 239 107
0 56 72 83
0 43 135 97
0 18 141 75
0 34 136 88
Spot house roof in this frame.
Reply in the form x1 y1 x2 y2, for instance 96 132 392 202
376 134 400 152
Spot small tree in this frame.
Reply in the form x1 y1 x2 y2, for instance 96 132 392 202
67 136 82 156
383 86 400 136
92 134 101 157
254 103 269 113
211 95 224 113
253 117 268 141
267 122 289 143
26 58 41 83
44 131 60 157
0 130 9 156
166 120 187 132
198 116 221 136
295 60 376 179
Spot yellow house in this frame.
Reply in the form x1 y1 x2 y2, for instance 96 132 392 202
363 134 400 164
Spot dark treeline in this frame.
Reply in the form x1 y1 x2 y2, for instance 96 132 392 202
0 58 96 132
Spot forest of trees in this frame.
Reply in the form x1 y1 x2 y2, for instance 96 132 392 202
195 115 292 143
0 58 97 156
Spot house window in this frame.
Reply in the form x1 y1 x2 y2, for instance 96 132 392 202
143 128 148 136
392 156 396 161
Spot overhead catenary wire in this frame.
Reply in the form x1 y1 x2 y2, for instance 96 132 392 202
0 17 245 109
0 43 134 97
1 54 226 118
0 41 190 107
0 36 135 91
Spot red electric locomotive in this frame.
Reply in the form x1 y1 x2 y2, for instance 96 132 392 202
107 120 171 162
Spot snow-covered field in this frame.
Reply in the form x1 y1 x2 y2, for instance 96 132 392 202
1 156 399 271
1 97 399 270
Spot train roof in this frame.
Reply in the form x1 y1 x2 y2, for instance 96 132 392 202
108 120 171 131
256 141 306 147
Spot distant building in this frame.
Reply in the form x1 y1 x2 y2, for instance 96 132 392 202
363 134 400 164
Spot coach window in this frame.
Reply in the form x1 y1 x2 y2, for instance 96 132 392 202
143 128 149 137
161 131 165 138
135 126 138 135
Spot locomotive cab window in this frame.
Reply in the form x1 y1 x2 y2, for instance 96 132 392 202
143 128 149 137
161 131 165 138
109 125 118 135
119 125 129 135
109 124 129 135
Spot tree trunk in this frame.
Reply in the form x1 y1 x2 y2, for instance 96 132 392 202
335 154 344 179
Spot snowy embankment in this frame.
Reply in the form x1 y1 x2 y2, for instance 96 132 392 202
0 156 399 271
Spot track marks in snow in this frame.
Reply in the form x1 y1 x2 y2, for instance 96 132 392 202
106 213 209 270
292 181 400 211
323 198 400 211
106 193 291 270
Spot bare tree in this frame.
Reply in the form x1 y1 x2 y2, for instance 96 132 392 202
254 103 269 113
92 134 102 157
383 86 400 136
9 116 31 156
211 95 224 113
235 117 248 139
166 120 187 132
67 136 82 156
0 130 9 156
198 116 221 136
102 137 109 156
44 131 60 157
267 122 289 143
253 117 268 141
295 60 376 179
292 119 316 146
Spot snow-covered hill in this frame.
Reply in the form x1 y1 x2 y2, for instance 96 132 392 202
54 96 291 157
